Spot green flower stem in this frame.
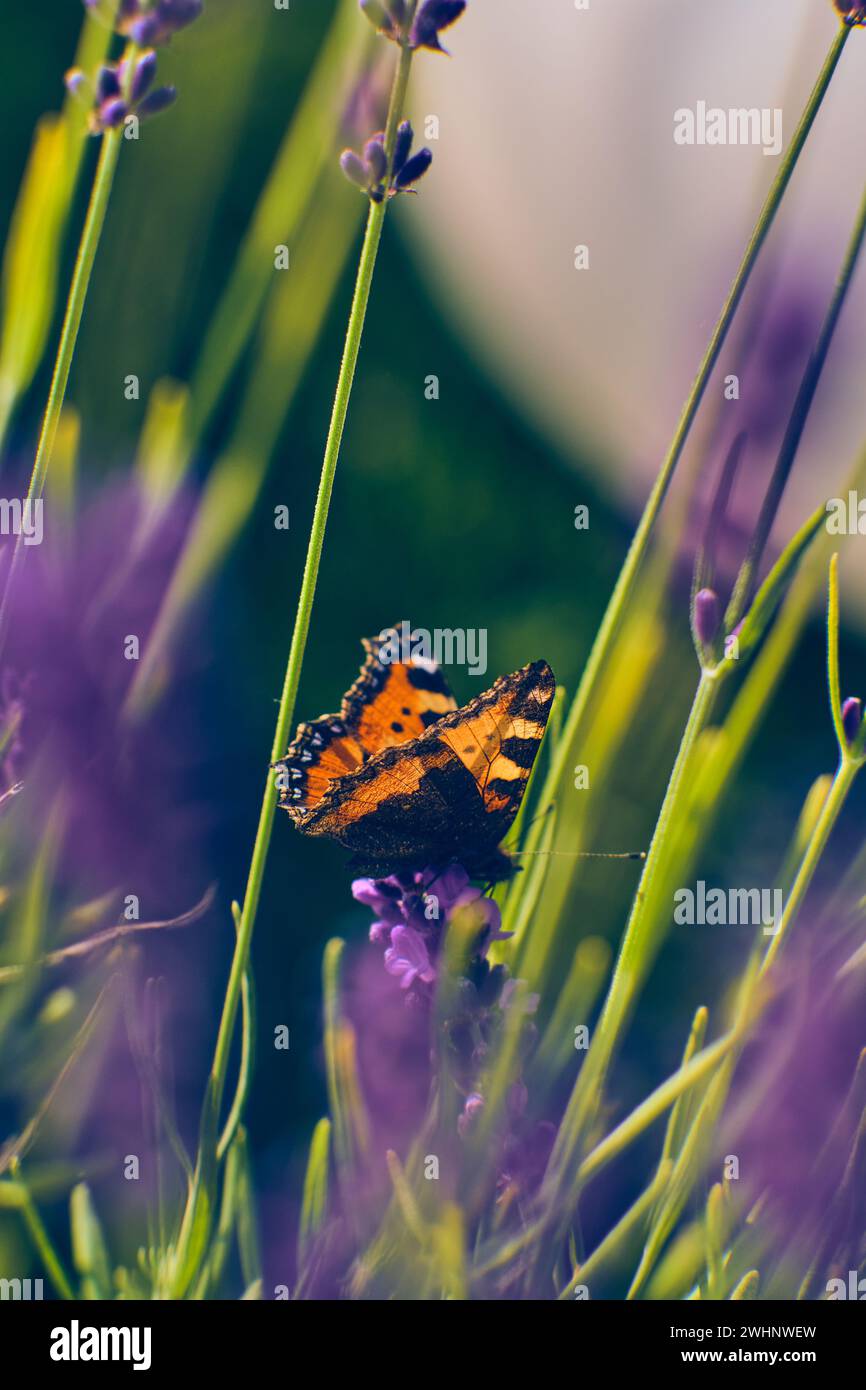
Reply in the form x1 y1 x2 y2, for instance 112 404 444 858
545 664 726 1203
761 753 860 976
542 24 850 807
0 112 129 650
9 1160 75 1301
206 26 417 1133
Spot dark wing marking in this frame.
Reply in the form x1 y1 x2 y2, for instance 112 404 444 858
277 630 457 818
295 660 555 874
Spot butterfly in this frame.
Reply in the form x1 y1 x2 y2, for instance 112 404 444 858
276 632 556 881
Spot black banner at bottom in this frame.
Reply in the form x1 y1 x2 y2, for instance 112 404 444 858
4 1295 862 1375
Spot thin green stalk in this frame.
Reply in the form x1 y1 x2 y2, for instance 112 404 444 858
0 113 128 649
762 754 859 976
544 665 725 1204
727 174 866 628
170 18 421 1294
542 24 850 806
206 32 416 1130
10 1160 75 1301
170 25 420 1294
760 552 866 972
557 1160 672 1300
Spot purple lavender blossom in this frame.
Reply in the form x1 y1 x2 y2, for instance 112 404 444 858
359 0 404 35
692 587 720 649
0 474 202 897
359 1 467 52
394 146 433 190
340 120 433 202
410 0 467 52
85 0 203 45
385 924 436 988
66 50 177 134
841 696 862 746
352 863 508 994
457 1091 484 1136
724 942 866 1273
834 1 866 24
0 472 215 1212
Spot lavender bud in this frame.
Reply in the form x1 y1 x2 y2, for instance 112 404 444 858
394 147 433 189
123 0 203 46
842 696 862 745
834 2 866 24
99 97 129 129
457 1092 484 1137
360 0 396 32
64 68 89 100
131 51 158 102
137 86 177 120
363 134 387 184
340 149 369 188
411 0 467 52
693 588 720 647
130 16 160 44
96 64 121 103
392 119 413 177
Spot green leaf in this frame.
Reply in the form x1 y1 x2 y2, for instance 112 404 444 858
827 552 848 754
734 504 825 661
298 1118 331 1266
70 1183 112 1300
730 1269 760 1300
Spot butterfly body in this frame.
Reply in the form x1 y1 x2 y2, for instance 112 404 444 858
277 633 555 881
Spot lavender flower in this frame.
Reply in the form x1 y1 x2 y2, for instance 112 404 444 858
833 2 866 24
384 924 436 989
352 862 507 993
692 587 720 649
340 120 432 202
457 1091 484 1136
84 0 203 45
65 51 177 133
360 0 467 52
359 0 406 36
351 863 543 1184
841 696 862 745
410 0 467 53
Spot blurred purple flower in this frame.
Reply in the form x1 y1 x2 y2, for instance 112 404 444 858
84 0 203 45
684 267 828 588
457 1091 484 1136
723 941 866 1272
66 50 177 133
0 475 204 901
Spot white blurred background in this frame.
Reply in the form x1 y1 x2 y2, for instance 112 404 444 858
411 0 866 608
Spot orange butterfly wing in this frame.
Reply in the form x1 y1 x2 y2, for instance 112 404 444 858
277 633 457 819
288 659 555 878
